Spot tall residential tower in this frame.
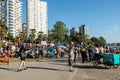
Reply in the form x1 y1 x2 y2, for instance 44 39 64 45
79 24 88 36
27 0 48 37
0 0 22 37
79 24 89 39
0 0 7 26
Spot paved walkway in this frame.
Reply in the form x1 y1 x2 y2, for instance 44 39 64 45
0 58 77 80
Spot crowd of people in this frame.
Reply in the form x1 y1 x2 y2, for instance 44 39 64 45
67 44 120 72
0 41 119 72
0 42 68 59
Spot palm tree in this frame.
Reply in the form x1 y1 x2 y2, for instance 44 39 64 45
29 29 36 42
42 34 47 41
0 26 2 40
18 32 27 41
0 20 8 40
37 31 43 44
2 26 8 40
0 20 3 40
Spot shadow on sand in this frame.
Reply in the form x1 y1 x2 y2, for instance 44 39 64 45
49 59 68 63
42 58 108 70
28 66 67 71
73 64 107 69
0 67 18 72
49 59 107 70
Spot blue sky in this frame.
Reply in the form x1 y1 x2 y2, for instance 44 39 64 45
21 0 120 43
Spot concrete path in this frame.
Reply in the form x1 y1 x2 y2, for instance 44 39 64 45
0 58 77 80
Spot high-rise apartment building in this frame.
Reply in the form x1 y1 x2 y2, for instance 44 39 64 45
27 0 48 38
79 24 89 39
7 0 22 37
0 0 7 26
70 27 78 36
22 23 27 33
0 0 22 37
40 1 48 35
79 24 88 36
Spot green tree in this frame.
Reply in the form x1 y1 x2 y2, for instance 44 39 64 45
29 29 36 42
37 31 43 44
91 37 100 46
71 33 81 44
0 20 8 40
91 36 106 46
7 33 13 41
64 34 71 44
42 34 47 41
51 21 68 42
98 36 106 46
2 26 8 40
48 29 54 43
18 32 27 41
70 32 90 45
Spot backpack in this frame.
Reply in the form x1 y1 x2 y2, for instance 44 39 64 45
21 49 26 58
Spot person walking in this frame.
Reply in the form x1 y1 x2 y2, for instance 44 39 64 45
17 44 27 72
68 46 74 72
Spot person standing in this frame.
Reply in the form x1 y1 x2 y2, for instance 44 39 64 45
68 46 74 72
99 45 104 57
56 46 61 59
94 45 100 61
18 44 27 71
87 43 93 62
50 46 55 58
77 46 81 60
10 44 16 57
80 47 87 63
73 45 77 63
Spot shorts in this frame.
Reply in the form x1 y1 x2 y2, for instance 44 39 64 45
68 59 73 66
20 57 26 61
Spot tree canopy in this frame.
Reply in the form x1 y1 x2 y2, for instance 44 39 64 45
0 20 8 40
91 36 106 46
50 21 69 42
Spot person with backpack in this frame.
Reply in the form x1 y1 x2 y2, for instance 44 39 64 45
17 44 28 71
